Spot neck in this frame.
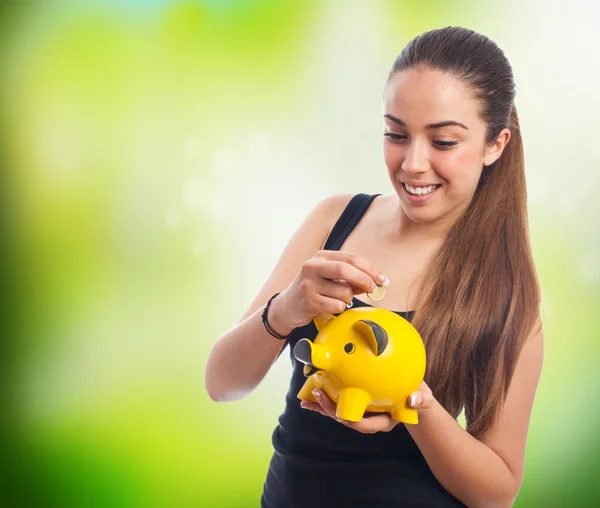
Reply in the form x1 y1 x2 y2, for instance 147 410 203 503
392 199 464 243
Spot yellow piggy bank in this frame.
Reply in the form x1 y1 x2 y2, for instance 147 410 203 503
293 307 426 424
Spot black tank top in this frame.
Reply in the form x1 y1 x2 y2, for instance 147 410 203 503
261 193 466 508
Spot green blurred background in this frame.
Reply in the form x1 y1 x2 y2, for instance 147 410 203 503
1 1 598 506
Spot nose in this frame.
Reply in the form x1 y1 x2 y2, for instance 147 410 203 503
293 339 332 371
401 138 430 175
293 339 313 365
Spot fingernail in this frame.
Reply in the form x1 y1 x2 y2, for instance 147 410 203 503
378 274 388 284
312 390 320 399
410 394 417 407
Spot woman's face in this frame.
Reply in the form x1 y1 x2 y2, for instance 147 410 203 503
382 67 509 226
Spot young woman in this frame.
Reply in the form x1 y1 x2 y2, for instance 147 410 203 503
205 26 543 508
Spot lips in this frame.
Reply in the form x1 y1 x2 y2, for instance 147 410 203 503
403 182 441 195
401 181 441 203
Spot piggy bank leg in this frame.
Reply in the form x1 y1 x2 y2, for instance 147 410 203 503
391 403 419 424
337 387 371 422
297 376 319 402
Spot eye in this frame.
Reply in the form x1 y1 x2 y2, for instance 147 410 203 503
344 343 355 354
433 140 458 150
384 133 458 151
383 133 406 144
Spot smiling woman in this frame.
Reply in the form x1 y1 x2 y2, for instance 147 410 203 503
382 69 511 231
205 25 543 508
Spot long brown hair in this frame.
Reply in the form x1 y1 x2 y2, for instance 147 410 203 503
389 27 541 437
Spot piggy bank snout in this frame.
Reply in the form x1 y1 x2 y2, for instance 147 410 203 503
293 339 313 365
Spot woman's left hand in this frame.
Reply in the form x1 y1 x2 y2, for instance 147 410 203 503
300 381 435 434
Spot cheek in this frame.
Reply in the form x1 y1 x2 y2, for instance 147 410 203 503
383 142 397 170
383 143 398 171
433 149 482 186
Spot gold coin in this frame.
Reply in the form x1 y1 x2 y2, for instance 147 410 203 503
367 284 386 301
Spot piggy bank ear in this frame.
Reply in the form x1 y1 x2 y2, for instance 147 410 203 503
314 313 336 332
352 320 389 356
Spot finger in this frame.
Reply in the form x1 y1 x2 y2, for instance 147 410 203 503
408 391 434 410
319 251 388 288
312 390 339 419
347 283 370 296
319 260 381 294
350 414 397 434
300 400 329 417
302 399 351 426
314 295 348 315
332 280 372 298
318 279 355 306
313 390 369 426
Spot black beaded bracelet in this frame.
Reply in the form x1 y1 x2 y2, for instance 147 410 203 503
262 292 290 340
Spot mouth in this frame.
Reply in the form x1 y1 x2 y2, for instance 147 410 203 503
303 364 321 377
401 182 442 203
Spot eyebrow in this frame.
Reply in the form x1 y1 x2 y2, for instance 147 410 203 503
384 114 468 130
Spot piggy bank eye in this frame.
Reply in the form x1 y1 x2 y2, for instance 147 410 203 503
344 343 355 354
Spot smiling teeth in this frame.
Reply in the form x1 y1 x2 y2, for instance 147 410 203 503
404 184 439 196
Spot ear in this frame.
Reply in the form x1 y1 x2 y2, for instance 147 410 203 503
483 128 511 167
352 320 389 356
314 314 336 332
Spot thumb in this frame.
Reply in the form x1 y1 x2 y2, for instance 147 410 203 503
408 390 435 410
409 392 423 408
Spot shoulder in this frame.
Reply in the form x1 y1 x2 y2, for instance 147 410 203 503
314 193 356 216
313 192 389 222
308 193 356 248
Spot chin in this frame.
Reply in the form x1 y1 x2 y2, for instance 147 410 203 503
400 206 440 224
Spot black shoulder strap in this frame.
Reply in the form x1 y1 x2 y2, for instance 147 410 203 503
323 193 380 251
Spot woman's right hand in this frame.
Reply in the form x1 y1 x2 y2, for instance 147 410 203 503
268 250 388 334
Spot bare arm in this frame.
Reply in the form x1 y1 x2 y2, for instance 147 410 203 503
304 316 544 506
204 194 354 402
405 318 545 507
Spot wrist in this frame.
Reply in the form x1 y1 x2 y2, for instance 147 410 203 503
265 294 295 337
